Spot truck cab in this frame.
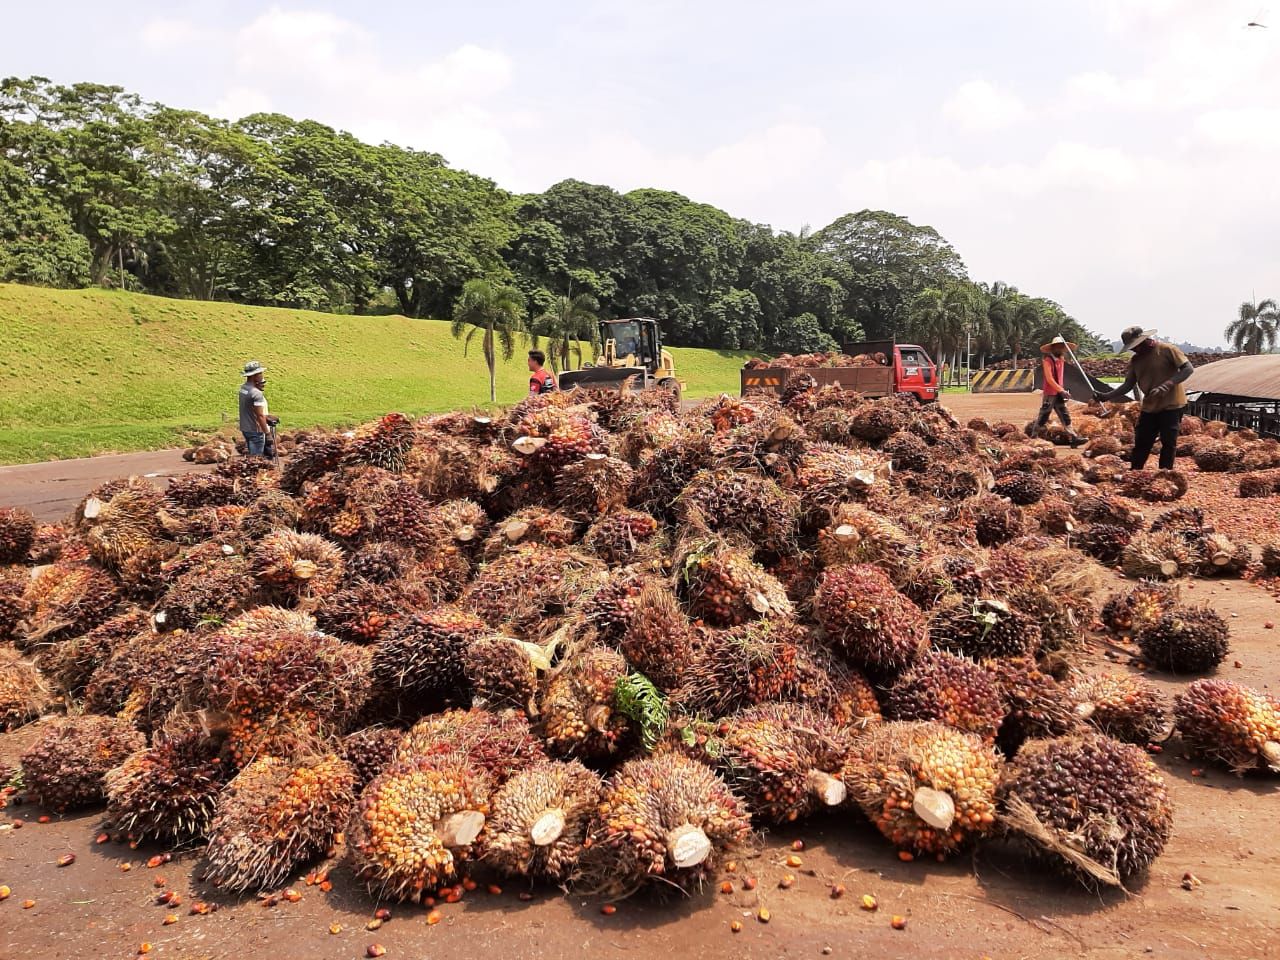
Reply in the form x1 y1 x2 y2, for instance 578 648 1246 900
843 340 939 401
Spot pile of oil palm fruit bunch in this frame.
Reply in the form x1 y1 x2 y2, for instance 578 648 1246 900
2 379 1278 910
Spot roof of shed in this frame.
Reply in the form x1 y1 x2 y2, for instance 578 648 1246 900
1185 354 1280 402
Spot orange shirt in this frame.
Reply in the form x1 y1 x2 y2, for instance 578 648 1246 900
1042 355 1066 396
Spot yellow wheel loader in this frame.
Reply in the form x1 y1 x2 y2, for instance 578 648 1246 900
558 317 684 401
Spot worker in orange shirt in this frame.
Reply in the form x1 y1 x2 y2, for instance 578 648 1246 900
1031 335 1083 447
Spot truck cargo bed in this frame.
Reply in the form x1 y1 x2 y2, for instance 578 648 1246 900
741 366 895 397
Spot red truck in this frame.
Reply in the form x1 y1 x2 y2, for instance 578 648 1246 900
740 340 939 402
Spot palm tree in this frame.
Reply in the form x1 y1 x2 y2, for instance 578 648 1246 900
1225 298 1279 355
532 292 600 372
451 278 528 403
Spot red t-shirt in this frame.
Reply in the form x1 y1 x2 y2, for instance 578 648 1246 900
1042 355 1066 396
529 368 557 395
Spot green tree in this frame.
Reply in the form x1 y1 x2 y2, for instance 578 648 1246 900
532 291 599 371
1225 298 1278 355
0 156 91 286
775 312 839 354
451 278 528 402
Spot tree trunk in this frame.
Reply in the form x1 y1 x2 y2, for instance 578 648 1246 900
486 324 497 404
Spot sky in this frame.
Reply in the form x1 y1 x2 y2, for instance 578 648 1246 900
3 0 1278 346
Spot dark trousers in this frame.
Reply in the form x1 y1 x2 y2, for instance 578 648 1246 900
1034 394 1072 430
1132 406 1184 470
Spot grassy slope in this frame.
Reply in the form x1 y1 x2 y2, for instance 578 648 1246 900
0 284 753 463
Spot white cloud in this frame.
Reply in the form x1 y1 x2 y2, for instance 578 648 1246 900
942 80 1027 132
211 86 274 121
1194 107 1280 150
140 17 198 51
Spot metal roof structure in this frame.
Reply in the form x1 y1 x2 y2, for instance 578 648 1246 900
1185 354 1280 402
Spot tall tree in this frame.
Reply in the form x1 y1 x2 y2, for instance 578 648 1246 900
0 156 91 286
451 278 528 402
532 292 599 371
1225 298 1278 355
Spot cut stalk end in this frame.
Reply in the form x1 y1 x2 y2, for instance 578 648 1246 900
531 809 566 847
808 770 846 806
666 824 712 868
911 786 956 831
437 810 486 847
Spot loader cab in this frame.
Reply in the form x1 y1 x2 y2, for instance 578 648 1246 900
601 318 660 373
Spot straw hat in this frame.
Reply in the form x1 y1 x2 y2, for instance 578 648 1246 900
242 360 267 379
1040 335 1077 354
1119 326 1156 352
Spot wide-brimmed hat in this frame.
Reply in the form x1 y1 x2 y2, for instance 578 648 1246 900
242 360 267 378
1040 335 1077 354
1120 326 1156 352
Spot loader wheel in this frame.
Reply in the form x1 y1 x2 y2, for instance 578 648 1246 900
658 377 682 405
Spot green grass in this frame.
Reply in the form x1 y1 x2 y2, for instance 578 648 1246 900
0 284 756 464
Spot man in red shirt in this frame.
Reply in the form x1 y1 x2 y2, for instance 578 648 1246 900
528 350 558 395
1031 336 1083 446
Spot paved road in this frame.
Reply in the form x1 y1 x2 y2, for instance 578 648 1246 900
0 449 210 522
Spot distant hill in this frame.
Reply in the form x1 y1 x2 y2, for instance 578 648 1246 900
1109 340 1231 354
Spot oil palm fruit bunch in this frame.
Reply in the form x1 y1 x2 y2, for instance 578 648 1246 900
929 596 1041 660
848 398 907 443
1263 542 1280 576
0 507 36 563
399 708 546 786
884 652 1006 742
1082 454 1128 484
627 432 715 519
1068 673 1169 744
20 715 145 811
816 503 919 583
512 408 608 470
1192 439 1236 472
1029 496 1076 535
22 561 120 644
157 502 246 544
0 648 52 729
104 730 233 843
992 471 1047 506
0 568 30 644
1148 505 1206 540
1238 470 1280 497
280 432 349 493
675 468 799 546
1136 606 1229 673
427 499 490 558
763 548 821 603
1076 523 1133 566
1173 679 1280 774
717 702 848 824
804 406 856 445
1100 582 1179 636
314 580 421 645
117 540 180 601
164 472 241 510
1121 531 1197 580
339 726 403 792
793 445 889 520
814 563 926 675
672 618 803 718
28 521 83 564
619 582 695 691
1196 532 1251 578
1074 494 1144 531
972 495 1024 547
250 530 345 604
350 752 492 901
784 643 882 732
590 752 749 895
464 635 540 711
81 483 164 572
883 431 932 472
679 539 793 629
582 510 664 566
407 435 486 501
843 720 1001 859
154 544 252 631
204 753 355 892
237 489 301 541
580 569 654 642
999 733 1173 887
483 759 603 882
984 657 1080 755
1121 469 1188 503
343 540 416 586
372 605 489 713
462 546 606 634
343 412 417 472
555 454 635 520
902 552 988 610
543 646 633 761
482 507 580 560
703 394 760 432
779 371 819 410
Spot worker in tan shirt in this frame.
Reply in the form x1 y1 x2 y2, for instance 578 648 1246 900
1094 326 1195 470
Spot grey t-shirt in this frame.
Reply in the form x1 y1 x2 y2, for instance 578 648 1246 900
238 383 267 433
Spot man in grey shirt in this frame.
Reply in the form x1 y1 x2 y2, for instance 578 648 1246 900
238 360 277 457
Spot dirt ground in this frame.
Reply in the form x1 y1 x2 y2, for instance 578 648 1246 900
3 392 1280 960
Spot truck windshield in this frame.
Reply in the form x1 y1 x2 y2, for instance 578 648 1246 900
606 321 642 359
